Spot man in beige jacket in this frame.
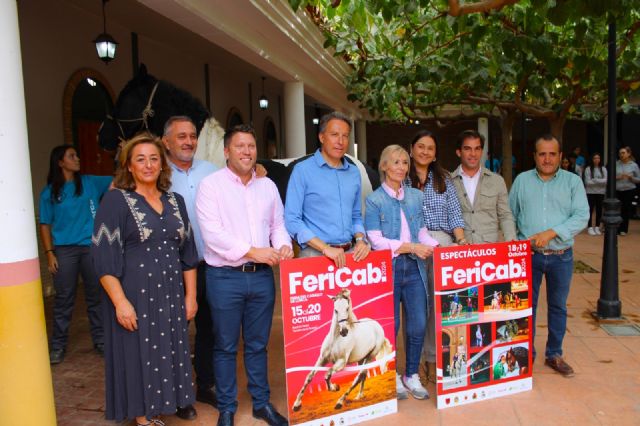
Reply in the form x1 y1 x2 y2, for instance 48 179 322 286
451 130 516 243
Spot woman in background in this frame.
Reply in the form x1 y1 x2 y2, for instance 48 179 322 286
39 145 112 364
583 153 607 236
616 146 640 235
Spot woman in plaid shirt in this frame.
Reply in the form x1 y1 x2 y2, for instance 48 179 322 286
407 130 465 383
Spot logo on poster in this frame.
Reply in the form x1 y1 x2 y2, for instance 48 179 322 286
441 259 525 287
289 262 387 295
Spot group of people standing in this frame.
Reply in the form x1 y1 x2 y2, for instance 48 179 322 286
562 146 639 236
40 111 593 425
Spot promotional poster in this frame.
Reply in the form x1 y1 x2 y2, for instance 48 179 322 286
433 241 533 408
280 250 397 426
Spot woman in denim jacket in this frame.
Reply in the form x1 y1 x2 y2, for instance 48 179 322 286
364 145 438 401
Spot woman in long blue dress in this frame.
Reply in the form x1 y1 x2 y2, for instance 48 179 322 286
39 145 112 364
91 133 198 425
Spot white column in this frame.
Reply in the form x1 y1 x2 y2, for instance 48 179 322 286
355 119 367 163
478 117 489 167
347 119 356 156
0 1 56 423
284 81 306 158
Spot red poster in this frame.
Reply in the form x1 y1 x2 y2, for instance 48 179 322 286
280 250 397 426
433 241 533 408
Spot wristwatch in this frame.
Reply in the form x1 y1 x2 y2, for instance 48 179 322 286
457 238 467 245
355 236 369 245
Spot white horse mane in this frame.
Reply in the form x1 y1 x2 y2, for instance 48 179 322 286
195 117 226 169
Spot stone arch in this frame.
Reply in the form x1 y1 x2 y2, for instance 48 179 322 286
226 107 244 129
62 68 115 146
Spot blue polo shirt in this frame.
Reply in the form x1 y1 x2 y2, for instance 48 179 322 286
169 159 217 260
285 149 365 247
39 175 112 246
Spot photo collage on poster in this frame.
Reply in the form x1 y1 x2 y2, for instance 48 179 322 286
440 280 531 389
434 241 533 408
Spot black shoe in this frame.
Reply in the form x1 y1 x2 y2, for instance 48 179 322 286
196 385 217 408
176 404 197 420
94 343 104 356
49 349 65 365
252 403 288 426
217 411 234 426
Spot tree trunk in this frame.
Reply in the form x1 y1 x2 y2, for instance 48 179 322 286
499 109 516 188
548 116 566 146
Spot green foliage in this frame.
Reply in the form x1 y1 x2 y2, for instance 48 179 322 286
288 0 640 124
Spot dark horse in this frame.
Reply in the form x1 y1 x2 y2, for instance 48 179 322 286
98 64 210 151
506 346 529 375
99 64 380 202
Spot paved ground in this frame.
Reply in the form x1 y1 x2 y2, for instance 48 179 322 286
44 222 640 425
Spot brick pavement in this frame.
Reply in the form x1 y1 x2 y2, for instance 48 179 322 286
44 221 640 425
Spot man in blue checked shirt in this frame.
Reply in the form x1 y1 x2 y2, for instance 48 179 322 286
285 111 370 268
509 134 589 378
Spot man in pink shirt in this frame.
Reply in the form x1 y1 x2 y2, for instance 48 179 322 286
196 124 292 426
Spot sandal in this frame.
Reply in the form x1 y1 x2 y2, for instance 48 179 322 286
136 420 164 426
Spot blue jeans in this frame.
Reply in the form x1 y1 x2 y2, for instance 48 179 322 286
393 255 427 376
206 266 275 413
531 249 573 359
194 262 215 389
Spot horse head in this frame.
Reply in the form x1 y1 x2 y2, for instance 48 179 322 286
98 64 158 151
98 64 209 153
330 289 353 337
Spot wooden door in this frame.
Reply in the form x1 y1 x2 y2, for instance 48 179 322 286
77 120 115 175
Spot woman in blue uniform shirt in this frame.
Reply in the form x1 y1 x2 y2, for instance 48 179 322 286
39 145 112 364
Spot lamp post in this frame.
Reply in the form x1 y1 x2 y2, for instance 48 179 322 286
597 20 622 319
93 0 118 64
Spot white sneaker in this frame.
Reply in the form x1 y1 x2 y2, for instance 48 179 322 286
402 374 429 400
587 227 596 236
594 227 602 235
396 373 408 400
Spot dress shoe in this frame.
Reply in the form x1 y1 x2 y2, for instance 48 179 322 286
252 402 288 426
545 356 575 377
175 404 197 420
196 385 217 408
94 343 104 356
217 411 234 426
49 348 65 365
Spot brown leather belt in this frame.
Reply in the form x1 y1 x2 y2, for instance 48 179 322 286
532 248 570 256
226 263 270 272
328 242 353 251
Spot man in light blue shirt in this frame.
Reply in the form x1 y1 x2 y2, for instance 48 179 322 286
509 134 589 378
163 115 217 419
285 112 370 268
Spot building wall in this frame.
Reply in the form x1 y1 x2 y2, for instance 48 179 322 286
17 0 284 205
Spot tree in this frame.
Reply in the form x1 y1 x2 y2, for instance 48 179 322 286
289 0 640 184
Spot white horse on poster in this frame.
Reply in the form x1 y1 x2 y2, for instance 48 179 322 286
291 289 393 411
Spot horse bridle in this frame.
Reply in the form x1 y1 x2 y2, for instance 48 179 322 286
105 81 160 143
